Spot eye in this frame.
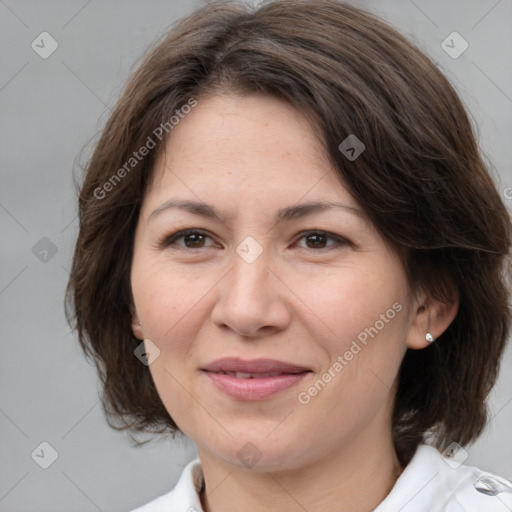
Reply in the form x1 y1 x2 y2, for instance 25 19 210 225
294 231 349 250
159 229 350 252
160 229 217 249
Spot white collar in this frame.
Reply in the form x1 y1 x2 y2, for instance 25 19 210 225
132 444 512 511
376 444 512 511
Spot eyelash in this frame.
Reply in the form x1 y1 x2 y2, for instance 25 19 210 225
159 229 351 252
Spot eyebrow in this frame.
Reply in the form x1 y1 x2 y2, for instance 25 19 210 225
149 199 364 224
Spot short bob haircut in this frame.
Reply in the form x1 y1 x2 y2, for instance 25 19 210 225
66 0 512 466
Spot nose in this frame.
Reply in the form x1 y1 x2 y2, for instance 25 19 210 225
210 249 292 338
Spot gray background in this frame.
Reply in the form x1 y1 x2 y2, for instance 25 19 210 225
1 0 511 510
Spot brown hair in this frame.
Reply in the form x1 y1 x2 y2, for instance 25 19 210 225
65 0 512 465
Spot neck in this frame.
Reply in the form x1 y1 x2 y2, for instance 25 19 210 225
198 428 402 512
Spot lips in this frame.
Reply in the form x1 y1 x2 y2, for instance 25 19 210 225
220 371 284 378
201 357 311 375
201 357 311 400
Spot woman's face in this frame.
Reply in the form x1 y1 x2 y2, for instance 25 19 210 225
131 93 421 472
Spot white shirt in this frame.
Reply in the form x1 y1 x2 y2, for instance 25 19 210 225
131 444 512 511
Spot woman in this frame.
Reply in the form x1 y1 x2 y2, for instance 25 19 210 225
66 0 512 510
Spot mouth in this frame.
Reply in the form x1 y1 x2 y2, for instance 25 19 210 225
201 357 312 400
201 357 311 374
212 371 297 378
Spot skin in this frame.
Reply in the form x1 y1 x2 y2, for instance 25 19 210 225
130 93 458 512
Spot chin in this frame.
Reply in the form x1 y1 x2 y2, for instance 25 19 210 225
204 429 313 473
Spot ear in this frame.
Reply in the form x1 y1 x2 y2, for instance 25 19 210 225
406 287 459 350
130 305 144 340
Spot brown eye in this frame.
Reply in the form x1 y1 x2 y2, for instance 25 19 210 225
295 231 349 250
182 232 207 248
161 229 216 249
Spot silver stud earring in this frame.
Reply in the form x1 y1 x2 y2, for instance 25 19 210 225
137 321 142 326
426 312 435 343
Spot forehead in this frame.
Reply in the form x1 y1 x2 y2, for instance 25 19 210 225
144 93 360 214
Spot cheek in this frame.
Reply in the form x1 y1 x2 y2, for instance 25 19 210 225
131 256 214 343
131 260 208 432
294 261 410 410
131 259 219 428
291 263 407 346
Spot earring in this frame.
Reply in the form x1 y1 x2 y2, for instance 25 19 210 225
137 321 142 326
426 311 435 343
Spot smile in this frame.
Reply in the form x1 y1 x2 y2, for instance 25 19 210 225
201 357 312 400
